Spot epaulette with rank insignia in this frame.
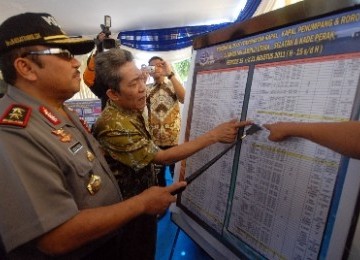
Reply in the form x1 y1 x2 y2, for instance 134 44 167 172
0 104 32 127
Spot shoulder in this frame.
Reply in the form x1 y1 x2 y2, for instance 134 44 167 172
146 83 157 94
95 107 134 131
164 81 177 94
0 104 32 128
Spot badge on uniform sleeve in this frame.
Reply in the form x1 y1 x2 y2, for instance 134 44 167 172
0 104 31 127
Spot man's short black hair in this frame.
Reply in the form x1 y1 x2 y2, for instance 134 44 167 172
148 56 163 64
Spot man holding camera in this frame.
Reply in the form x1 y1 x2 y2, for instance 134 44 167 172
146 56 186 186
83 30 117 109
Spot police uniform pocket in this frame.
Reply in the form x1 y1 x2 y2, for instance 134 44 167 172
66 144 101 196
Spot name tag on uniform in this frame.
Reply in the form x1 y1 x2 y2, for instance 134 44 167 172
69 142 83 154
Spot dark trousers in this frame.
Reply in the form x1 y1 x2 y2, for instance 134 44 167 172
118 214 157 260
0 236 6 259
156 146 176 187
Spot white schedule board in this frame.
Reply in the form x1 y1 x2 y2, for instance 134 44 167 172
172 3 360 260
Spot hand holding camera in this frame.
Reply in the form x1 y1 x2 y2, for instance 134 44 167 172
141 64 156 73
162 61 174 78
95 15 116 52
141 61 173 77
97 32 107 42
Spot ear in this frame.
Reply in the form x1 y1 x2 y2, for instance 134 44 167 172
106 88 120 101
13 57 38 81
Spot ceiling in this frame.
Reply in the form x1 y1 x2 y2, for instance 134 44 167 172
0 0 246 37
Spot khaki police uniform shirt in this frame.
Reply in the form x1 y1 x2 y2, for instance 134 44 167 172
0 86 123 257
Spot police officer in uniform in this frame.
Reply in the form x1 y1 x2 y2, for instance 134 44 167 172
0 12 186 259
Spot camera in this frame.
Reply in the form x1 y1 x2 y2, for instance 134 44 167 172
102 38 116 50
141 65 156 73
101 15 112 37
97 15 116 51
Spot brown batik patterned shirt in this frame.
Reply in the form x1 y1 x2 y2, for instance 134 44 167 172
146 80 181 147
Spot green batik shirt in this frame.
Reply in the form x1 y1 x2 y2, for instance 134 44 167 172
93 100 159 199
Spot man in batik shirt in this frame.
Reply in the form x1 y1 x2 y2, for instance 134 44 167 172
146 56 185 186
93 48 251 260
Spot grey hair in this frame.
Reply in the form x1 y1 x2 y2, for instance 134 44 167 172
95 48 133 92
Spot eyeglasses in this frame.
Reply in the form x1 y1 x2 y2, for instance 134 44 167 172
21 48 74 60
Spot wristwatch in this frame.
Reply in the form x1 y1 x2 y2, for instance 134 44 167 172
167 71 175 79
